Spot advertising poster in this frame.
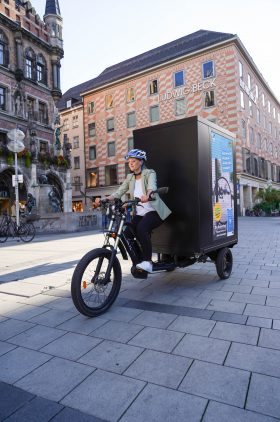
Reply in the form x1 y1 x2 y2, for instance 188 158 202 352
211 131 234 240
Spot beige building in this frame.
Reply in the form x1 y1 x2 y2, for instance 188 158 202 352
59 30 280 215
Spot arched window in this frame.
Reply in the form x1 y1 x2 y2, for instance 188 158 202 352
0 29 9 67
36 54 47 84
25 48 35 80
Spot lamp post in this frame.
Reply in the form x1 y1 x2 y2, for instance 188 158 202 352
7 129 25 227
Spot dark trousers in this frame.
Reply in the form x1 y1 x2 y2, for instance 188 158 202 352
124 211 163 261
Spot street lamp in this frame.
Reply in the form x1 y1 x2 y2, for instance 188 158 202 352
7 129 25 227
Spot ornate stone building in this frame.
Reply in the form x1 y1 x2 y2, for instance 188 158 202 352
59 30 280 215
0 0 71 215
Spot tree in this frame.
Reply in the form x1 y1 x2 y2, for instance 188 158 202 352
256 186 280 214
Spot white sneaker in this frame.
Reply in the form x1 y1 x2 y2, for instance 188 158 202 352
136 261 153 273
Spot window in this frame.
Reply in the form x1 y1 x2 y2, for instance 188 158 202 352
202 61 214 79
73 136 79 149
105 165 118 186
269 122 272 134
149 79 158 95
73 176 81 192
175 98 186 115
127 111 136 128
263 115 266 130
25 48 35 80
38 102 48 124
241 119 246 139
204 91 215 108
174 70 184 87
74 157 80 169
239 61 243 79
263 138 267 151
106 118 114 132
5 8 10 17
88 122 96 137
88 101 95 114
257 108 260 124
89 145 96 160
268 101 271 113
247 73 251 90
255 85 259 99
72 115 78 128
63 119 69 131
127 137 134 151
262 93 265 106
257 133 261 149
0 30 9 67
0 86 6 110
107 141 115 157
87 168 98 188
36 54 47 84
126 87 135 102
249 127 254 144
26 97 35 120
273 107 276 119
150 105 159 122
105 94 113 109
240 90 245 109
249 100 253 117
39 141 48 153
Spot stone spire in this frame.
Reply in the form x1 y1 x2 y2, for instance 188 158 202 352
44 0 61 17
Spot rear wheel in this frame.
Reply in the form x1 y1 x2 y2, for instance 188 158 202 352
0 226 8 243
19 222 35 242
71 248 122 317
215 247 233 279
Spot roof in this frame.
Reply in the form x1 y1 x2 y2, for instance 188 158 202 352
58 29 235 110
44 0 61 16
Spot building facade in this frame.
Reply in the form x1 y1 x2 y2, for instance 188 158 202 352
59 30 280 214
0 0 71 215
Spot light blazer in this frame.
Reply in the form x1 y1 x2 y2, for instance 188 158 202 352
112 168 171 221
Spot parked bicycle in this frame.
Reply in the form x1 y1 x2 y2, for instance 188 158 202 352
0 214 36 243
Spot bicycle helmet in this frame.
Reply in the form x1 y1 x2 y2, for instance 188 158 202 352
124 149 147 162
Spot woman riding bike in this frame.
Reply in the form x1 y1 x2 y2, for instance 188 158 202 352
97 149 171 273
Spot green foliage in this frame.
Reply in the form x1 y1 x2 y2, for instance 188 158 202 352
256 186 280 214
7 152 14 166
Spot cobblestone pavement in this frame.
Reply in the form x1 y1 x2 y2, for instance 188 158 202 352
0 217 280 421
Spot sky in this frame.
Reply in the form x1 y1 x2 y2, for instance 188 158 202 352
32 0 280 100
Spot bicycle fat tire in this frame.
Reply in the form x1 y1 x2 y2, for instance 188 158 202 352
71 248 122 317
19 222 35 242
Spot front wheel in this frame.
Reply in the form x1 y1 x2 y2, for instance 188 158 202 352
19 222 35 242
71 248 122 317
0 226 8 243
215 247 233 279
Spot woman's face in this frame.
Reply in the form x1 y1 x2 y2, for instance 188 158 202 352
128 158 142 173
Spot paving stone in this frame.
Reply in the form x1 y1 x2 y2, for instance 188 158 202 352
0 319 35 341
258 328 280 350
130 310 177 328
8 325 66 350
230 293 266 305
241 279 269 288
57 314 108 334
103 306 143 322
211 311 247 324
246 373 280 419
244 304 280 319
273 320 280 330
203 400 277 422
246 316 272 328
207 300 246 314
28 309 76 327
179 360 250 407
0 382 35 420
91 320 143 343
0 347 51 383
173 334 230 364
168 315 215 336
128 326 183 352
4 396 63 422
225 342 280 377
15 357 94 402
0 340 17 356
252 287 280 297
41 332 102 360
266 296 280 307
79 340 143 374
221 284 252 293
210 321 259 345
120 383 206 422
198 290 233 300
61 369 145 422
124 349 191 388
51 407 105 421
3 304 50 321
0 302 28 317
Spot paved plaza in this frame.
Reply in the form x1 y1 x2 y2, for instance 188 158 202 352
0 217 280 421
